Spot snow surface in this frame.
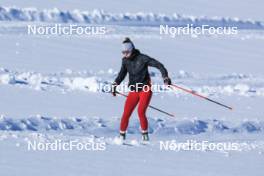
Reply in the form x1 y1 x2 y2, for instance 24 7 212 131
0 6 263 29
1 0 264 20
0 1 264 176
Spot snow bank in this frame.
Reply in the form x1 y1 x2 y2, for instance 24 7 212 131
0 115 263 135
1 68 264 97
0 6 263 29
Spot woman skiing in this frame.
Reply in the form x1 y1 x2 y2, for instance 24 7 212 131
112 37 171 141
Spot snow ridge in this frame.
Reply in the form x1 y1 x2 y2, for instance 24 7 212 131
1 68 264 97
0 6 263 29
0 115 263 135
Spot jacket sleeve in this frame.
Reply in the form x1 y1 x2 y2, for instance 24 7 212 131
145 56 169 78
114 59 127 84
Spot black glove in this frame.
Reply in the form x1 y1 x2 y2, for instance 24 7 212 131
111 83 118 96
164 77 172 85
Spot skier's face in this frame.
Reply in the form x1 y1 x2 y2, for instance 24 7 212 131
122 50 132 58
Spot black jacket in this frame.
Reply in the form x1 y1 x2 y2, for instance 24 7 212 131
114 49 168 90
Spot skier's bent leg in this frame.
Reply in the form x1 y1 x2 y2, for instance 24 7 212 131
137 89 152 132
120 91 139 132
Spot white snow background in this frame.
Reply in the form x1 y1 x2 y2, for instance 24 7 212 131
0 1 264 176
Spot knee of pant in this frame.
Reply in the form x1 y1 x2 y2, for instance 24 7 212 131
137 108 146 118
122 108 133 117
121 113 130 120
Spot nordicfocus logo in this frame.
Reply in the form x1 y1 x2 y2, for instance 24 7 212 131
160 24 238 37
27 24 106 35
27 139 106 151
102 83 171 93
160 140 240 151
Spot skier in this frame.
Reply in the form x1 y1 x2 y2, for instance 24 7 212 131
112 37 171 141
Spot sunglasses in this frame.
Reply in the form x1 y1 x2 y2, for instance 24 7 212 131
122 50 132 55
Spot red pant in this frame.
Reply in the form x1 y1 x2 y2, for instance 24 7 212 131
120 89 152 132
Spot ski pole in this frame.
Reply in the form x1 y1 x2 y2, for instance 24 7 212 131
169 84 233 110
116 91 175 117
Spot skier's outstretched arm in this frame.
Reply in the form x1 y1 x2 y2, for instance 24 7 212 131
145 56 171 85
112 59 127 96
114 59 127 85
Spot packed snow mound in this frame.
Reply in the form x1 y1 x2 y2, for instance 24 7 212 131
1 68 264 97
0 6 263 29
0 115 264 135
